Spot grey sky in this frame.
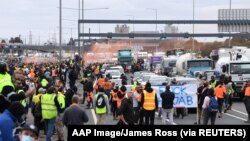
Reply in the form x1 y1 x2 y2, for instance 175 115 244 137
0 0 249 44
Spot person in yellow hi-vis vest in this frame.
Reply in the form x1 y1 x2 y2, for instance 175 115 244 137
93 87 110 125
41 78 48 88
141 82 158 125
55 87 65 141
41 87 61 141
0 61 35 113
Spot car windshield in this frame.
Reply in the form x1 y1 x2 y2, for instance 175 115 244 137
109 71 120 76
149 78 168 85
188 60 211 68
143 76 152 82
230 63 250 74
134 72 141 78
164 60 176 67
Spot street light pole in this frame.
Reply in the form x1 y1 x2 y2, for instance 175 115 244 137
59 0 62 63
156 9 158 32
192 0 195 52
78 0 80 57
81 0 85 56
125 15 135 32
147 8 158 52
229 0 232 47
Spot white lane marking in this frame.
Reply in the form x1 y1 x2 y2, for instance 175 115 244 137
232 109 248 116
91 109 97 125
155 112 177 125
224 113 247 121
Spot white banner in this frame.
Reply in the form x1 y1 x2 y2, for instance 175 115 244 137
152 84 197 108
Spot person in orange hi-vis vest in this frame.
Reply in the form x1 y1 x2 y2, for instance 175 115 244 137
214 81 226 118
141 82 158 125
103 78 112 98
116 86 127 109
111 86 119 120
97 75 105 88
241 81 250 123
28 69 35 79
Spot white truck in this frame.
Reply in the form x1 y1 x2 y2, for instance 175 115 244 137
161 55 178 77
176 53 213 77
215 50 250 99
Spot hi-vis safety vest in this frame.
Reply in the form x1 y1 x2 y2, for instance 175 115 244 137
52 69 57 77
41 94 57 119
18 90 27 107
143 90 156 111
215 85 226 99
57 92 65 109
0 73 15 93
245 87 250 96
117 91 125 108
111 90 118 102
210 81 217 88
132 81 138 91
41 79 48 87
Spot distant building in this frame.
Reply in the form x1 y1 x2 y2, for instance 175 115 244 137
164 24 178 33
115 24 130 33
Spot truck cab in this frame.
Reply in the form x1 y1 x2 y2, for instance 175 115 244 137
224 61 250 99
187 58 213 77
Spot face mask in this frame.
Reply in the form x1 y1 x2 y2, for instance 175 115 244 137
21 135 35 141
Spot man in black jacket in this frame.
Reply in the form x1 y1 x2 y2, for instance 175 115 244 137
117 91 135 125
64 86 77 108
161 85 175 125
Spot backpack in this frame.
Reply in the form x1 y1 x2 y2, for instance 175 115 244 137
96 94 106 108
208 96 219 112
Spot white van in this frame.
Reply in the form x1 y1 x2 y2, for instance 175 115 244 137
110 66 125 74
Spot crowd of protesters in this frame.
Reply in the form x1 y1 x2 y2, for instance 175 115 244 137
1 55 250 141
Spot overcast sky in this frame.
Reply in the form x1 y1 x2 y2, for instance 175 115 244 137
0 0 249 44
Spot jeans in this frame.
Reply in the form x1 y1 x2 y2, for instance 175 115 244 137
133 107 140 124
69 80 75 89
44 118 56 141
217 98 224 114
244 96 250 119
144 109 155 125
203 109 217 125
56 114 64 140
224 94 230 109
162 108 174 125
